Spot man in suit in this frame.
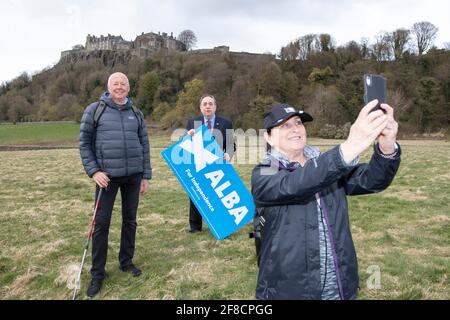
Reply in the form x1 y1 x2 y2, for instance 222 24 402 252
185 94 235 233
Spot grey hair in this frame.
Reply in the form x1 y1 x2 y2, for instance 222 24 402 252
108 72 129 87
199 94 217 107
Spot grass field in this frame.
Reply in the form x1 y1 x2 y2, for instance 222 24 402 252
0 125 448 300
0 123 81 146
0 123 174 148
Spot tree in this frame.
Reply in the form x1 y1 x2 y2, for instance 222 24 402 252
298 34 318 60
201 62 233 102
178 30 197 51
260 62 283 99
79 70 107 102
226 75 254 121
161 78 204 128
335 41 362 69
0 81 11 96
47 73 77 104
360 38 370 60
300 84 346 135
371 33 392 61
137 71 160 116
411 21 438 55
335 61 367 121
415 77 440 130
308 66 335 85
318 34 335 52
0 94 9 121
388 28 410 60
5 91 31 124
280 34 319 61
181 55 213 80
280 72 300 105
240 95 276 129
10 72 31 91
56 94 80 120
279 40 300 61
152 102 171 121
37 100 56 121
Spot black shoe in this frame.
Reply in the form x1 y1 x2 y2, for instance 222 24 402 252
186 229 201 234
86 279 102 298
120 264 142 277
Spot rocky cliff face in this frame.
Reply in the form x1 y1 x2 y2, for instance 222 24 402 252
60 50 134 67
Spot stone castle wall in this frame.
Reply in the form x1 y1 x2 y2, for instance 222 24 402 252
61 31 274 61
62 31 186 59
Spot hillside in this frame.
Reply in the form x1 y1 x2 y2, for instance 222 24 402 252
0 45 449 137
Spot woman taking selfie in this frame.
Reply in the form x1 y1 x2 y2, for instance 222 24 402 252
251 100 401 300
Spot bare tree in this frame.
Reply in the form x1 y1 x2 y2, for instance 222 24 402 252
388 28 410 60
444 42 450 50
6 92 31 124
298 34 318 60
11 72 31 90
371 33 392 61
411 21 438 55
280 34 330 60
360 37 370 59
279 40 300 61
343 40 362 60
318 33 335 52
177 30 197 51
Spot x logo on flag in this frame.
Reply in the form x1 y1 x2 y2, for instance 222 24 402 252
179 129 220 172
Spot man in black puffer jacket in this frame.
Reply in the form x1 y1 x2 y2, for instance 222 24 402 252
79 72 151 298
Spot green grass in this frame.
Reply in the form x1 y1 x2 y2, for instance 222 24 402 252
0 130 448 300
0 123 175 147
0 123 81 145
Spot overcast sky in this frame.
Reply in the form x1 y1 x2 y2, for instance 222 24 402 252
1 0 449 84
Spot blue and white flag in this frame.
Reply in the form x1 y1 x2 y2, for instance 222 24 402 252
161 125 255 240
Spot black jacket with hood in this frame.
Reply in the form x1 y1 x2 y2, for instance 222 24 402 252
79 92 151 180
251 144 401 300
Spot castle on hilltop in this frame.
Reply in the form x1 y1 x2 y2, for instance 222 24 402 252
61 31 186 59
61 30 276 63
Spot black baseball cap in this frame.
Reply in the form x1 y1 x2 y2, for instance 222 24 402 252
263 103 313 129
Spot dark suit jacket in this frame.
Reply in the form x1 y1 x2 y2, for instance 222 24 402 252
186 115 235 158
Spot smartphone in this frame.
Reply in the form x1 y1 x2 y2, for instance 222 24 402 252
363 74 387 112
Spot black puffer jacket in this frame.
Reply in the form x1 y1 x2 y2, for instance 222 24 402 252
79 92 151 179
251 144 401 300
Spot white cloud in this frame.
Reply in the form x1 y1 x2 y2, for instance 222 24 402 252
1 0 448 83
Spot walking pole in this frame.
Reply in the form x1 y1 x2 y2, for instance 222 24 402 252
72 188 103 300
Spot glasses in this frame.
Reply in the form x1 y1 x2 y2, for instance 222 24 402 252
278 119 304 131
